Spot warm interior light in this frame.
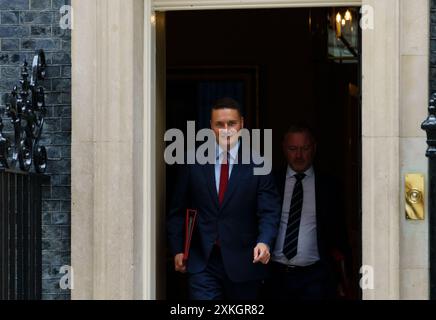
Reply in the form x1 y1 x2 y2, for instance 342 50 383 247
342 19 346 26
151 14 156 25
336 12 342 23
345 10 352 21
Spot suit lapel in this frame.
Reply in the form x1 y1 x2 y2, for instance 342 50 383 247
220 144 247 210
220 161 243 210
203 163 219 208
314 171 325 247
279 168 286 199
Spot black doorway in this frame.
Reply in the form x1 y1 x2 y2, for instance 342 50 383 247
165 7 362 300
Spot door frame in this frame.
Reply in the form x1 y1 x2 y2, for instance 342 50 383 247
147 0 401 300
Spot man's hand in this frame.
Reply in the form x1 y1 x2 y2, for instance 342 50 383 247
253 243 270 264
174 253 187 273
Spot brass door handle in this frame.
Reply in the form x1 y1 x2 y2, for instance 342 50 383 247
405 173 425 220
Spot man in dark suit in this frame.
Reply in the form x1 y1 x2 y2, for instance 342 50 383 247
167 98 281 300
265 124 349 300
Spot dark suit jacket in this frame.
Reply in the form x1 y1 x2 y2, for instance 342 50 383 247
167 148 282 283
274 168 348 273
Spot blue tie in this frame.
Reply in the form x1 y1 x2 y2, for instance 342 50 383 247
283 173 306 260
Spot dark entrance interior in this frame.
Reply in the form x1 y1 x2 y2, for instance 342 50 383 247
165 7 362 300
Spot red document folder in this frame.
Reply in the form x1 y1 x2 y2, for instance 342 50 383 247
183 209 197 262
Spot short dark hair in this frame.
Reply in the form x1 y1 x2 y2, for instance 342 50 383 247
283 123 316 142
210 97 243 117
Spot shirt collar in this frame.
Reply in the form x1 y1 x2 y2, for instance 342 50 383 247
216 140 240 161
286 165 314 178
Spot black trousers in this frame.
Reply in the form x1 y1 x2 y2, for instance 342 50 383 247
263 261 336 300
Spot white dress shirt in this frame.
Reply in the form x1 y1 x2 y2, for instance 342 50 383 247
214 141 239 192
272 166 320 266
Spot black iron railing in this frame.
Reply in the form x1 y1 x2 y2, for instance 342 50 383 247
0 50 49 300
422 94 436 299
0 50 47 173
0 168 48 299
